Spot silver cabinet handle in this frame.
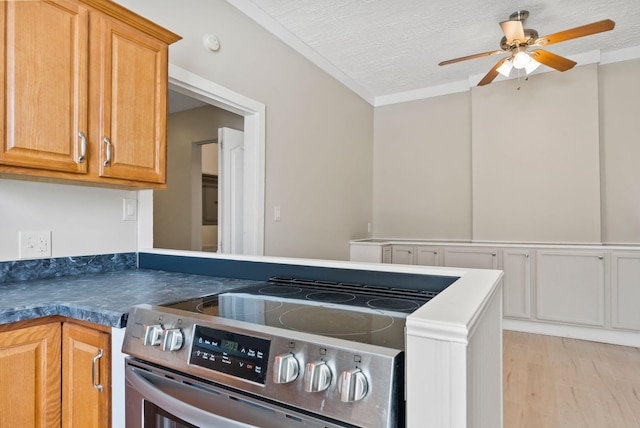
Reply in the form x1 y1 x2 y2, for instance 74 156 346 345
92 348 104 392
525 253 529 258
103 137 111 167
492 253 497 256
598 256 604 260
77 132 87 163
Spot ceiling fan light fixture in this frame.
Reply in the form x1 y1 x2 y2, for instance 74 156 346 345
524 58 541 74
497 59 514 77
512 48 531 69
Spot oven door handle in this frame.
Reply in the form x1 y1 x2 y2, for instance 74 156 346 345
126 366 255 428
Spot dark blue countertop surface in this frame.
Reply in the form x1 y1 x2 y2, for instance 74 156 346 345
0 269 260 328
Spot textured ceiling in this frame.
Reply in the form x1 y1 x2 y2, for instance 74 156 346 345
227 0 640 104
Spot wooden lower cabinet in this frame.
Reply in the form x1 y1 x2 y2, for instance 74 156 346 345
0 319 110 428
0 323 62 428
63 322 111 428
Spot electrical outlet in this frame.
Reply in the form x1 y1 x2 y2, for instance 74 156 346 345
19 231 52 259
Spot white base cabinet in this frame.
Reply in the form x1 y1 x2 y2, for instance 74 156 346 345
611 252 640 330
502 249 532 319
390 245 442 266
349 243 391 263
391 245 415 265
535 250 605 326
443 247 499 269
350 239 640 343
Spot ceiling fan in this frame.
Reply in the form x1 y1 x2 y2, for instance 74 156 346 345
438 10 615 86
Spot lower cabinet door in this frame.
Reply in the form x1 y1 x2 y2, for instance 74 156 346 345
62 322 111 428
415 246 442 266
611 252 640 330
502 249 532 319
0 323 62 428
536 250 605 326
391 245 415 265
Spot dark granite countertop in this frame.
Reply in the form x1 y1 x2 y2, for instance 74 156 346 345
0 269 261 328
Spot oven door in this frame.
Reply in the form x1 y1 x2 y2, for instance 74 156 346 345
125 359 346 428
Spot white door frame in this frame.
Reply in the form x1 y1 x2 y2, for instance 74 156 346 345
140 64 265 255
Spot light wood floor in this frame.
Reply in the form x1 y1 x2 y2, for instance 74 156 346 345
503 331 640 427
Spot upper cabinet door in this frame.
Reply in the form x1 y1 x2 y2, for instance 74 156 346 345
95 15 168 184
0 0 89 173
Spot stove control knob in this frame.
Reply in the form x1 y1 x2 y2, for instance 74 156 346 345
304 361 332 392
273 353 299 384
143 324 163 346
338 369 368 402
161 328 184 352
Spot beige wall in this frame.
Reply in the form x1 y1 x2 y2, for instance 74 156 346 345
472 64 601 244
373 92 472 240
115 0 374 260
600 58 640 244
372 60 640 245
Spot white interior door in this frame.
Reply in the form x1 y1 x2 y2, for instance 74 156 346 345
218 127 244 254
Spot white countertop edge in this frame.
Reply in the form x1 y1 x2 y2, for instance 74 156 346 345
406 269 504 344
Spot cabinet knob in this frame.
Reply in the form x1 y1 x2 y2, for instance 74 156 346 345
598 256 604 260
525 253 529 258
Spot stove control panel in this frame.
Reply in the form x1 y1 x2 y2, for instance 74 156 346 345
123 304 402 428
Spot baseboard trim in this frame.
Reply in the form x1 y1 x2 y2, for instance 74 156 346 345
503 318 640 347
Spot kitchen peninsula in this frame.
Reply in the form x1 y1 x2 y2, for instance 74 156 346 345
0 250 503 428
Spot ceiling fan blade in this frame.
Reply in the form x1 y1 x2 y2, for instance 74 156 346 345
477 57 508 86
530 49 577 72
439 50 504 66
534 19 615 46
500 20 526 44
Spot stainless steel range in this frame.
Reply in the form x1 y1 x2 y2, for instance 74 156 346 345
122 277 443 428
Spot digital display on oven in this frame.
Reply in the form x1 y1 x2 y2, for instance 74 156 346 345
189 325 271 384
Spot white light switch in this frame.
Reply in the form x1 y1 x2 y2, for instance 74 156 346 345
274 206 281 222
123 198 137 221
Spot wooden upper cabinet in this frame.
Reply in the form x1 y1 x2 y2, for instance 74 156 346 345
0 0 89 174
94 15 167 184
0 0 180 188
0 323 62 428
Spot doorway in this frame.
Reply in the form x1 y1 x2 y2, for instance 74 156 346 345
148 65 265 255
